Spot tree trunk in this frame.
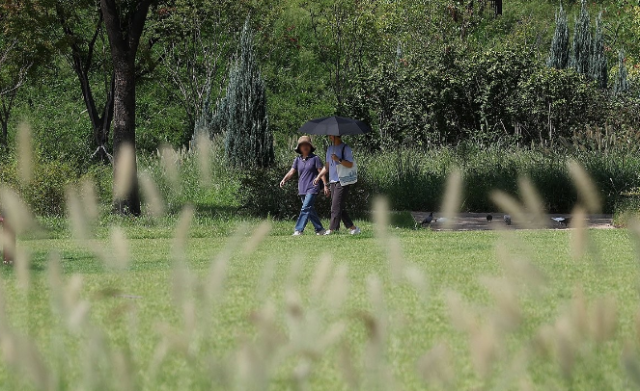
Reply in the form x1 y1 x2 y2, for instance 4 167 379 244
494 0 502 16
100 0 152 216
56 5 114 163
112 57 141 215
92 76 115 163
0 91 16 148
77 71 114 164
0 120 7 147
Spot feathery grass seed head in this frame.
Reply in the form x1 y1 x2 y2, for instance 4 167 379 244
441 168 462 229
139 172 165 220
114 143 137 201
568 159 602 213
17 122 33 184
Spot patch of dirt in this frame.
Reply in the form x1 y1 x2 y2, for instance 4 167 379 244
410 212 614 231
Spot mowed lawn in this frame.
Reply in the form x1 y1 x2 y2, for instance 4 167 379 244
0 221 638 390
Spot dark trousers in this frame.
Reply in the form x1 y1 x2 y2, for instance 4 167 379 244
329 182 354 231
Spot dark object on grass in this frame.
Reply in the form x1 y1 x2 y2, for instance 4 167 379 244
494 0 502 16
551 216 572 227
504 215 512 225
298 116 371 136
421 212 434 226
486 214 493 222
0 214 13 265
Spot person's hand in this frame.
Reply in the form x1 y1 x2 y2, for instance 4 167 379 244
313 176 321 186
324 186 330 197
279 178 286 188
331 153 340 162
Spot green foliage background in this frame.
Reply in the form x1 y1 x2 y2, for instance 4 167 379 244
2 0 640 216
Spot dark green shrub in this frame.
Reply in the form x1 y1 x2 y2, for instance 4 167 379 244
81 164 113 205
355 44 610 147
359 150 447 211
515 67 603 141
0 157 77 216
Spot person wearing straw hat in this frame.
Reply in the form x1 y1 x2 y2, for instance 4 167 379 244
280 136 328 236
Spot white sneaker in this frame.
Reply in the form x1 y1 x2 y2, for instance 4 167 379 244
323 230 333 235
292 231 303 236
349 227 361 235
316 230 326 236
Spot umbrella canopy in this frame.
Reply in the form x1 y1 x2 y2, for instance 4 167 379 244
298 116 371 136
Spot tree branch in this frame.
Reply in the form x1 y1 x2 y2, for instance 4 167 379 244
100 0 127 53
128 0 154 52
86 11 104 73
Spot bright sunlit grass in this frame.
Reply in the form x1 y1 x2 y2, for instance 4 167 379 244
0 221 636 390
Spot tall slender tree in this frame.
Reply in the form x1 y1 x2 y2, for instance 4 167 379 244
589 12 607 89
614 50 630 96
547 4 569 69
207 17 273 169
100 0 155 215
570 0 592 75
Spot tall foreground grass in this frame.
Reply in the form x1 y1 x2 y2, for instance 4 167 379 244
3 129 640 390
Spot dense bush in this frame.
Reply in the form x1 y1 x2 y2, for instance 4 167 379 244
80 164 114 205
352 44 618 148
0 155 78 216
515 67 604 141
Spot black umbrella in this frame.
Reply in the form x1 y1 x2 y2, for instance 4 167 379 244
298 116 371 136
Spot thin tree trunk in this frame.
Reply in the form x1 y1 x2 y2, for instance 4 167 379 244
92 75 115 163
76 71 114 163
57 5 114 163
0 120 7 147
0 89 17 148
0 102 7 146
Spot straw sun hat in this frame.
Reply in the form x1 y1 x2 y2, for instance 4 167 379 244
294 136 316 154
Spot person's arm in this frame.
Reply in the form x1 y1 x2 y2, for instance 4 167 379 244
332 145 354 168
337 159 353 168
314 163 328 185
317 167 330 196
279 168 296 188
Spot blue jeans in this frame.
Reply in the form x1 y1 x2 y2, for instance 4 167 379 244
294 194 324 233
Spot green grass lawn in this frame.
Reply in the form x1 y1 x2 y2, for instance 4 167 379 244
0 219 639 390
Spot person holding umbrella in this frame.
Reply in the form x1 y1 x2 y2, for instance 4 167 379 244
280 136 328 236
299 116 370 235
